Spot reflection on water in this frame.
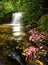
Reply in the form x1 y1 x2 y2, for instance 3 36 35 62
5 12 23 37
2 12 24 40
11 12 23 36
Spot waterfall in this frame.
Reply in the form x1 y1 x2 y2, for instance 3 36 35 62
11 12 23 36
5 12 23 37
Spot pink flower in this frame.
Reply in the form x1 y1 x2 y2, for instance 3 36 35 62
32 33 35 37
28 29 44 43
40 46 43 49
28 30 33 33
39 39 42 42
29 47 36 53
36 36 40 40
26 46 36 58
29 36 33 41
26 50 31 56
32 39 35 41
35 34 39 39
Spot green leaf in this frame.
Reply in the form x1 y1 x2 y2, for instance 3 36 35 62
3 2 14 13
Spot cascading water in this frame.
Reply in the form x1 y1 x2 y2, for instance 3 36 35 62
5 12 24 40
11 12 23 36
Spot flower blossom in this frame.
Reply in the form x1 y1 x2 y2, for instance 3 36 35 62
40 46 43 50
29 29 44 43
26 46 36 58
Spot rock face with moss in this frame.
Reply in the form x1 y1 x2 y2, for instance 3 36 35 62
0 25 12 45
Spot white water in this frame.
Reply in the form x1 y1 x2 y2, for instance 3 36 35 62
12 12 23 36
5 12 23 37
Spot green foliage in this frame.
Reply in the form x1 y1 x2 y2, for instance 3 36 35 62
38 14 48 31
0 0 48 31
21 0 43 29
0 2 4 17
0 1 12 21
3 2 14 13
